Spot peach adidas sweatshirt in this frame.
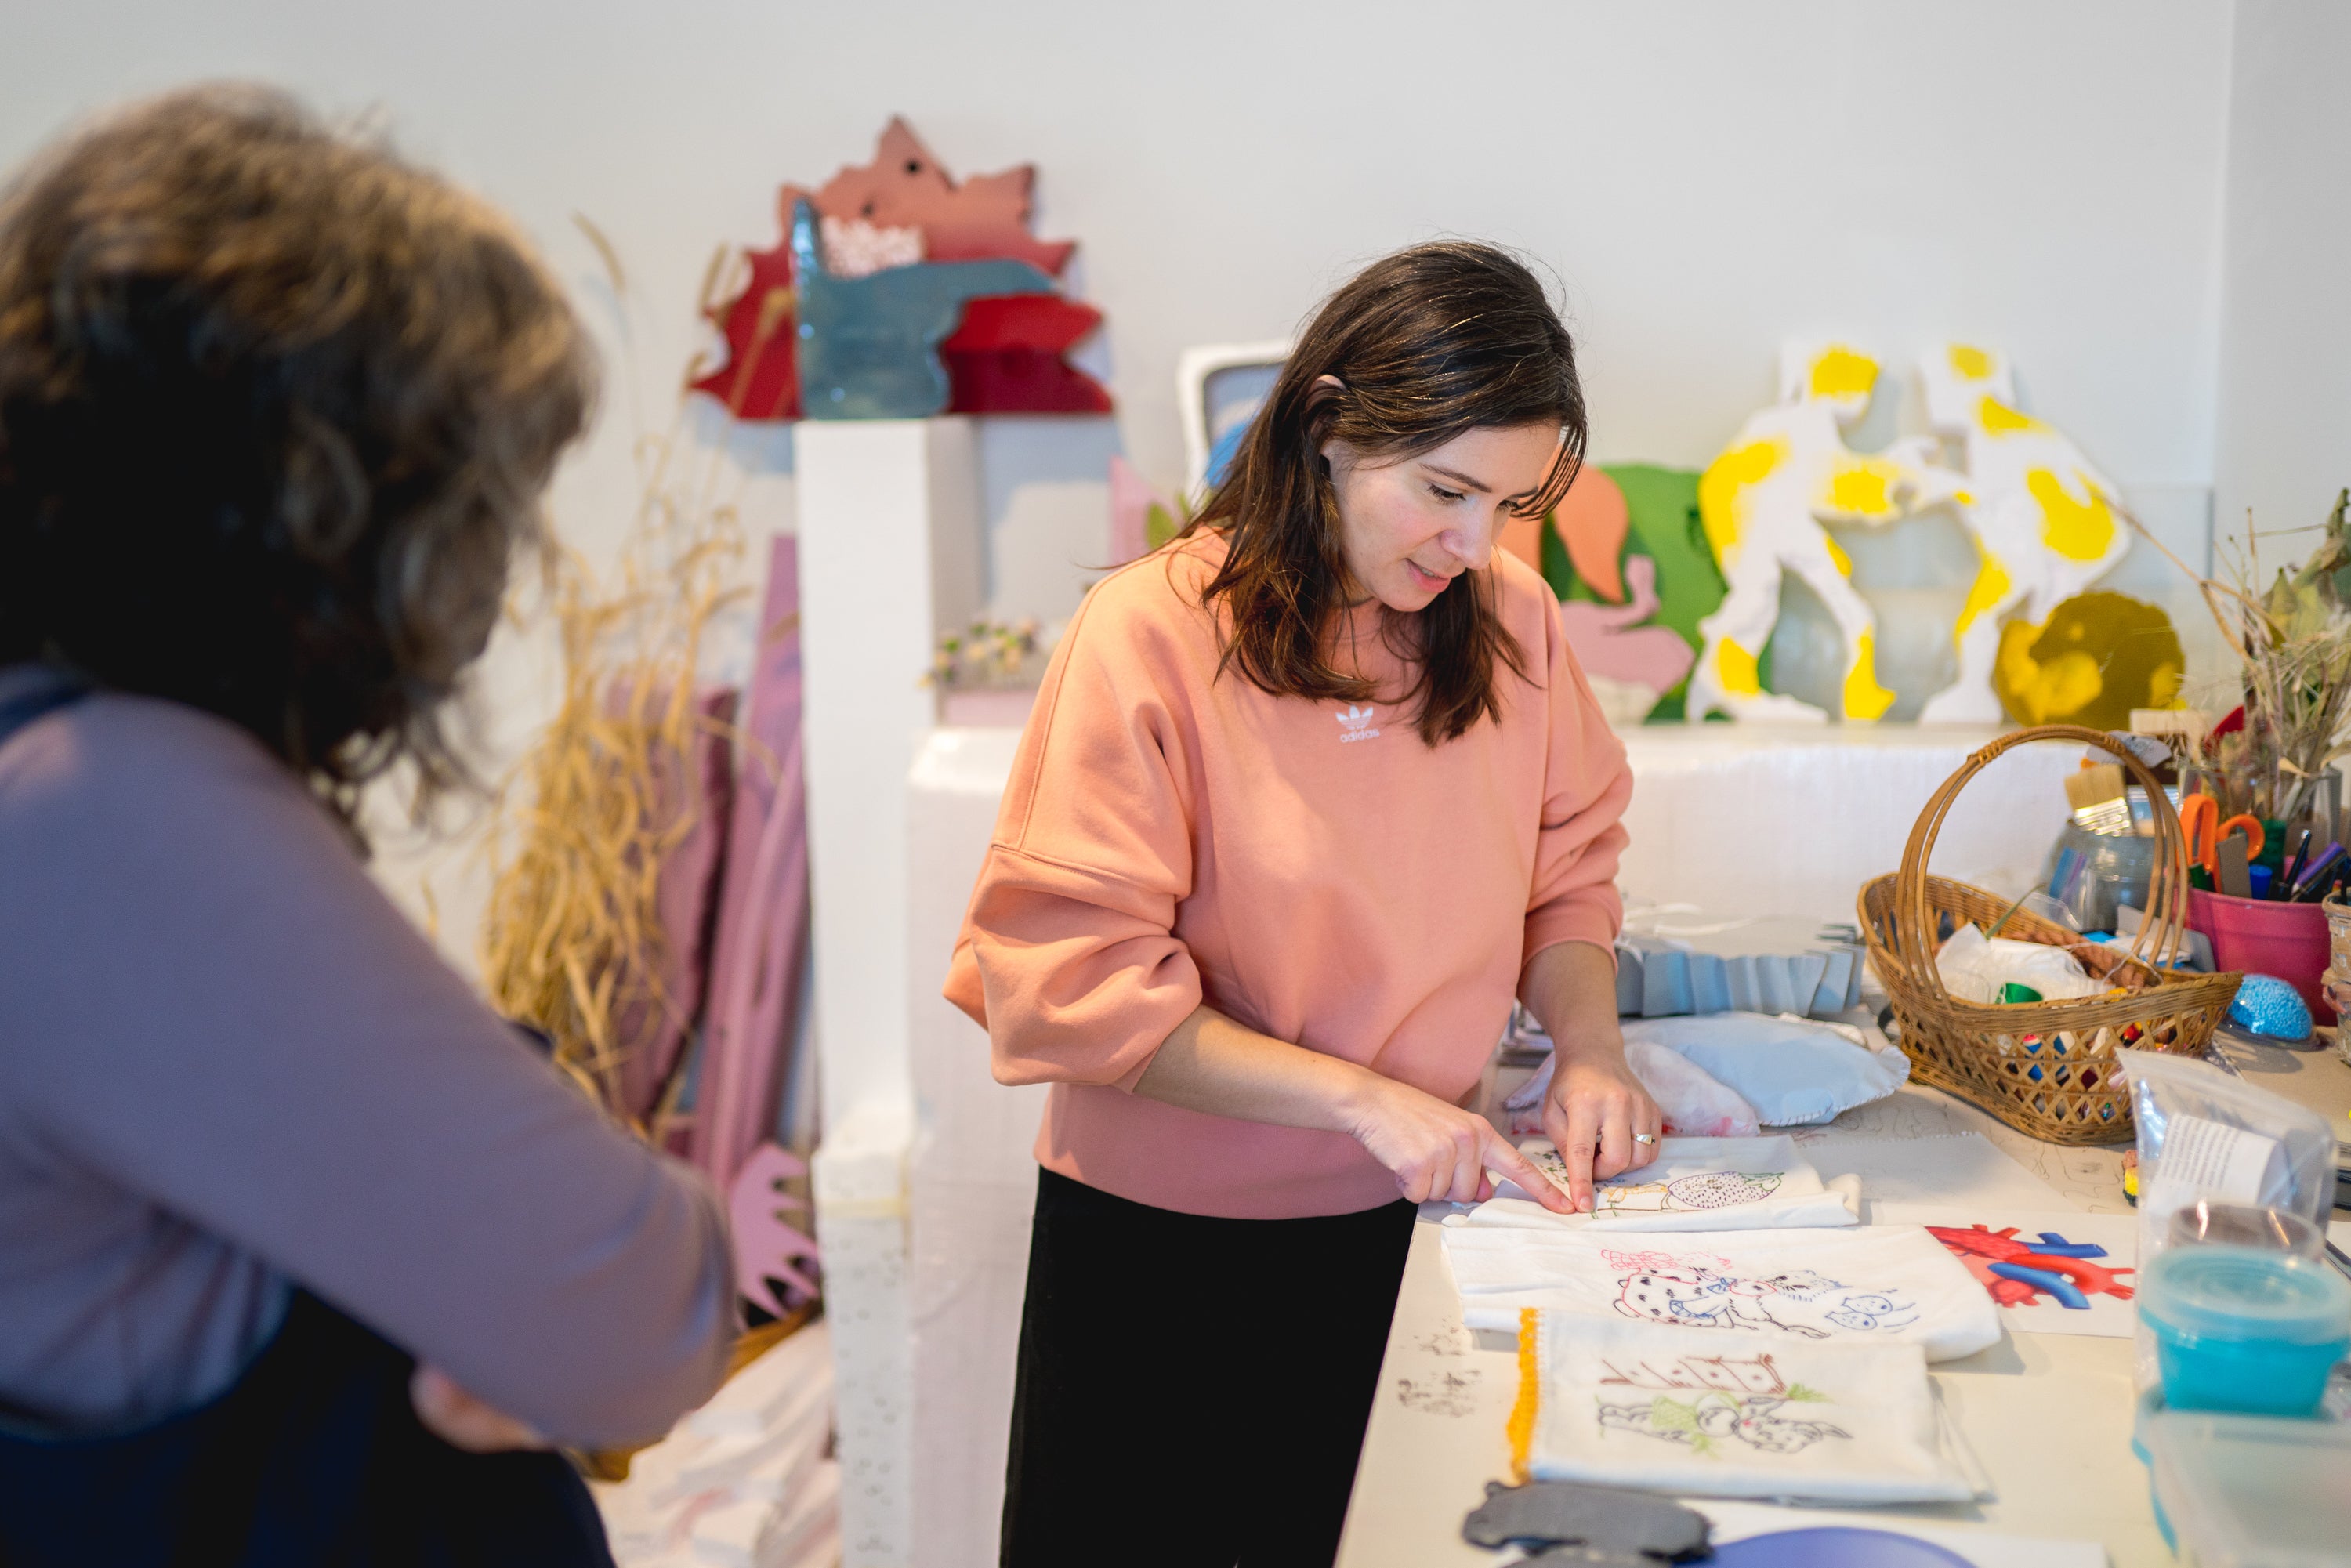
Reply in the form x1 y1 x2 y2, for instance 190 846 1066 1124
944 531 1632 1219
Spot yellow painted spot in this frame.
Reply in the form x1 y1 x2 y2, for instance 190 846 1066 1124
1954 549 2012 636
2028 468 2117 561
1843 629 1896 721
1997 622 2103 726
1824 458 1902 519
1977 396 2049 436
2149 661 2183 708
1954 489 1975 505
1809 346 1877 401
1718 638 1761 697
1948 344 1994 380
1697 436 1784 567
1824 534 1853 577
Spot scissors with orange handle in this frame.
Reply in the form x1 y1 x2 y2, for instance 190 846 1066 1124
2179 792 2264 875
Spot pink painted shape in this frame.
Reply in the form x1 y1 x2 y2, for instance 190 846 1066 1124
788 117 1074 276
1553 466 1630 603
1108 455 1162 564
1559 556 1696 693
612 685 736 1123
728 1141 821 1318
690 538 811 1188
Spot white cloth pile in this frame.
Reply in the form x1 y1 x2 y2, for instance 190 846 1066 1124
1440 1222 2004 1360
1457 1135 1860 1233
593 1320 839 1568
1513 1314 1986 1504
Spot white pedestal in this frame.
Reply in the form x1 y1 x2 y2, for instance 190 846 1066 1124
798 417 982 1566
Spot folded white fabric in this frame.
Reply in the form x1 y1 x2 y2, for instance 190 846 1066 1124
1511 1313 1981 1504
1621 1013 1911 1127
1458 1135 1860 1233
1443 1223 2004 1361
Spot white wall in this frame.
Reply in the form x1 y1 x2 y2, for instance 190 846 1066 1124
2212 0 2351 560
0 0 2254 950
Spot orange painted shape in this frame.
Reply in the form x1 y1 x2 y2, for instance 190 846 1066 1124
1550 465 1631 603
1497 511 1545 572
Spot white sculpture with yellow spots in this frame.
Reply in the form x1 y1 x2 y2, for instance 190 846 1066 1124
1910 342 2130 725
1686 343 1954 723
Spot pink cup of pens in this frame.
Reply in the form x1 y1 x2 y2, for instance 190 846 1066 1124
2188 889 2334 1021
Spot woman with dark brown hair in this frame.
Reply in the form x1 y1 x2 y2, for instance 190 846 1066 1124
947 243 1654 1563
0 89 734 1563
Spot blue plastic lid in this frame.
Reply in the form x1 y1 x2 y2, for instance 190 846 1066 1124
2141 1245 2351 1346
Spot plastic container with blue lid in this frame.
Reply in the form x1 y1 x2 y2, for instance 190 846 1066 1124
2140 1244 2351 1418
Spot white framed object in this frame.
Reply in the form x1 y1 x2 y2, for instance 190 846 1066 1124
1176 339 1290 494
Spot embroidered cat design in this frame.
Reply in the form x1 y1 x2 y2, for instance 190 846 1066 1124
1610 1266 1828 1338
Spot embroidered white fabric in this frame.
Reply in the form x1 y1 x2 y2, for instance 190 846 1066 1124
1442 1222 2005 1361
1454 1135 1860 1233
1519 1315 1984 1504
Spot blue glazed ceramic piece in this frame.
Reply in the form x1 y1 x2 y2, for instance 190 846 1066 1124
788 200 1057 419
2225 973 2313 1043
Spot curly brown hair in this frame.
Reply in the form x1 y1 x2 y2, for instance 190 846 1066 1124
1190 241 1585 745
0 85 594 821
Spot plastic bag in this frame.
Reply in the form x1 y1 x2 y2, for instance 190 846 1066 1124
1934 923 2102 1005
2118 1048 2339 1388
1503 1039 1762 1138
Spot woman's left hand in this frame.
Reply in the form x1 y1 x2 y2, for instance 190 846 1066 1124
1539 1042 1662 1213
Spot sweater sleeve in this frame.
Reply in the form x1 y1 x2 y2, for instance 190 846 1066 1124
944 574 1203 1092
1520 591 1633 969
0 697 735 1448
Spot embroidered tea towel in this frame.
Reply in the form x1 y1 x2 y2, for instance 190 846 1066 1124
1511 1313 1980 1504
1461 1135 1860 1233
1443 1224 2004 1361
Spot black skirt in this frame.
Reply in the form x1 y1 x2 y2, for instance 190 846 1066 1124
1001 1166 1415 1568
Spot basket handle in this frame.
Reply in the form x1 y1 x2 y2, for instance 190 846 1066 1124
1892 724 2192 1005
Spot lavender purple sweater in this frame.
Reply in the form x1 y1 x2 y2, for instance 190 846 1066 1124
0 668 735 1445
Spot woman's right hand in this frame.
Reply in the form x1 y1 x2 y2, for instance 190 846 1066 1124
1342 1074 1574 1213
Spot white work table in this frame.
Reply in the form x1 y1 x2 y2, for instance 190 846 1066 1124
1336 1056 2351 1568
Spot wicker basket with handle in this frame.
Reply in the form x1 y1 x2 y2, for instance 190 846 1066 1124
1857 724 2241 1145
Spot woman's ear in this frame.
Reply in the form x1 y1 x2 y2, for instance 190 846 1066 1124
1309 375 1349 475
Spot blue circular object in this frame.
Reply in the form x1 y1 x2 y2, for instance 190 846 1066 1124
2226 973 2313 1042
1709 1527 1973 1566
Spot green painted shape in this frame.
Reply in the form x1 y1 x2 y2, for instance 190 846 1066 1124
1539 464 1727 722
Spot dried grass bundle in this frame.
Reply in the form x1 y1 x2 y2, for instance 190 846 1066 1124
477 222 791 1124
2132 489 2351 822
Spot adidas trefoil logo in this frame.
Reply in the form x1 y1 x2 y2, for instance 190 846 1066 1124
1335 704 1380 743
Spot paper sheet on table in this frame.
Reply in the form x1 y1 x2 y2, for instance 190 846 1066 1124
1697 1500 2104 1566
1440 1222 2005 1361
1797 1132 2077 1211
1462 1135 1860 1233
1513 1313 1982 1504
1873 1204 2139 1339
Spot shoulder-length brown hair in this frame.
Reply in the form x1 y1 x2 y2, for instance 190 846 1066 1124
0 85 593 825
1189 241 1585 745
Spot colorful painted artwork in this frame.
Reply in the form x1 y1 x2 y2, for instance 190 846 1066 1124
1991 588 2184 729
1878 1205 2139 1338
1498 463 1724 723
1911 343 2139 724
693 118 1108 421
1687 344 1966 723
